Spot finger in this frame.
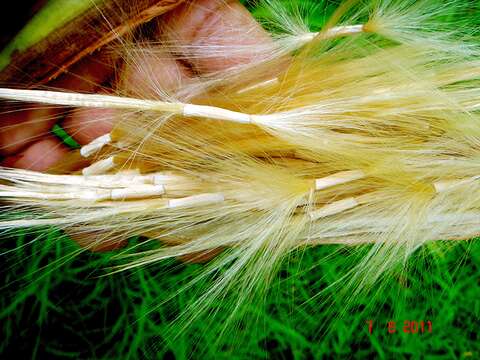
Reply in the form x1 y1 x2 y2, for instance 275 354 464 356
0 107 64 156
61 108 115 145
63 49 191 145
2 136 70 171
0 53 114 156
121 48 191 97
162 0 272 73
52 50 116 92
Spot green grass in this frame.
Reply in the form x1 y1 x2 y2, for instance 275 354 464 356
1 0 480 358
1 229 479 358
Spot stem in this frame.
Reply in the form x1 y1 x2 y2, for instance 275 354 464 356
297 24 365 45
167 193 225 208
433 177 478 193
315 170 365 191
80 134 112 157
309 197 359 220
82 156 116 175
0 88 254 124
0 88 183 112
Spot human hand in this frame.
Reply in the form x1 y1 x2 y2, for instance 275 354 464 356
0 0 271 252
0 0 270 171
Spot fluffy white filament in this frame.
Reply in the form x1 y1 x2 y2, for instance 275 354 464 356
80 134 112 157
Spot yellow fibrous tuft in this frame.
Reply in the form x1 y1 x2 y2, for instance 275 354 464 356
0 0 479 307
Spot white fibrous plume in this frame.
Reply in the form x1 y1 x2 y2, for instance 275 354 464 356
0 0 479 323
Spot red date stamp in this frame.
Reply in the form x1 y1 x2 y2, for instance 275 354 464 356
366 320 432 334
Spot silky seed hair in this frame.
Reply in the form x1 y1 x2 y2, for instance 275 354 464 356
0 0 479 335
